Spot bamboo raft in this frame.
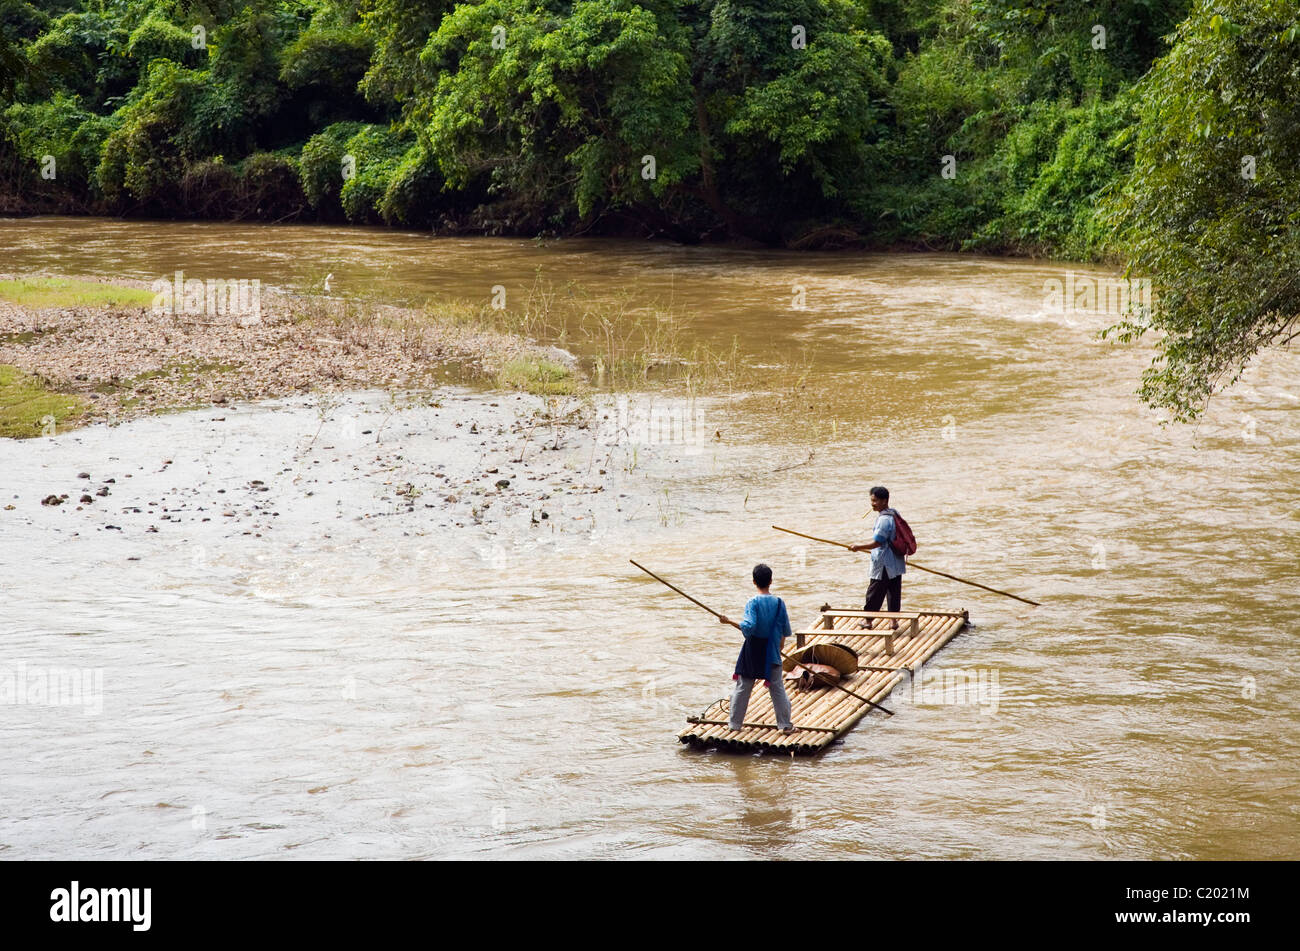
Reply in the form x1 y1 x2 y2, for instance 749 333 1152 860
679 604 971 755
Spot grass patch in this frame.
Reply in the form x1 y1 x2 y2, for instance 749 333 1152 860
0 329 50 345
497 357 578 395
0 277 155 309
92 361 238 395
93 368 168 395
0 364 85 438
415 278 750 394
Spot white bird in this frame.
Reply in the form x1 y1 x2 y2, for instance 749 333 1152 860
323 273 333 293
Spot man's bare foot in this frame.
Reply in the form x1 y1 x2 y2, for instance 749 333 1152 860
781 727 797 735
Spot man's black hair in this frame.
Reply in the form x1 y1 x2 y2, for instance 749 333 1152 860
870 486 890 502
753 563 773 588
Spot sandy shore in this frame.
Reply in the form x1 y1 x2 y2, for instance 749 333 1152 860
0 273 574 428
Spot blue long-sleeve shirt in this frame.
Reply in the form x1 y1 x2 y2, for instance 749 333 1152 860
733 594 792 679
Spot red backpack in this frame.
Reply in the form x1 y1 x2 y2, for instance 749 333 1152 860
885 508 917 557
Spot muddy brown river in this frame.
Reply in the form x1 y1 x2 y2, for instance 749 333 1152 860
1 217 1297 859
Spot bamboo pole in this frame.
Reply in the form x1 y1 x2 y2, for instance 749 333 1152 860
902 560 1041 607
631 559 894 717
779 638 906 738
771 524 1041 607
629 559 724 618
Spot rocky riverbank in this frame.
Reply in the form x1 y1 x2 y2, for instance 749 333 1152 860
2 386 722 555
0 273 577 436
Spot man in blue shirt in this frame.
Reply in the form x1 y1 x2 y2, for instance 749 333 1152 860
850 486 906 630
718 563 795 733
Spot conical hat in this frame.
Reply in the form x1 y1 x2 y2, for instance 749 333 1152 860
782 642 858 676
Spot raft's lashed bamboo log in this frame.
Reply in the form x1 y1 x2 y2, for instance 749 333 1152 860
678 607 971 754
731 611 964 752
686 717 837 734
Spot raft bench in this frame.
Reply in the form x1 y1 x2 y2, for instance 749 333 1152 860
797 607 967 654
679 604 971 754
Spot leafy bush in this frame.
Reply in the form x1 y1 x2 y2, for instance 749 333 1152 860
95 59 200 204
377 142 444 226
298 120 367 212
237 151 306 218
126 15 193 65
337 123 408 222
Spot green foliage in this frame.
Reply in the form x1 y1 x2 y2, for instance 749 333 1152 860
406 0 897 237
1 0 50 96
3 91 115 186
1104 0 1300 420
337 122 407 221
497 356 577 395
281 6 373 95
237 150 306 217
205 1 307 134
95 58 204 201
358 0 452 105
859 0 1187 255
299 120 368 210
416 0 697 227
1001 97 1132 256
971 0 1187 97
376 141 444 224
0 276 155 308
721 18 893 195
126 14 192 65
4 0 1195 244
0 363 86 439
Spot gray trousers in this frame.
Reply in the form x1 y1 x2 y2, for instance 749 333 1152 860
729 664 793 731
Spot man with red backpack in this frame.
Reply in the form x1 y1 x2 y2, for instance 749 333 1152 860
849 486 915 630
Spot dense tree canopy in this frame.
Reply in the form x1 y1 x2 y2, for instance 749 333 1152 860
1104 0 1300 421
3 0 1193 239
3 0 1298 417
